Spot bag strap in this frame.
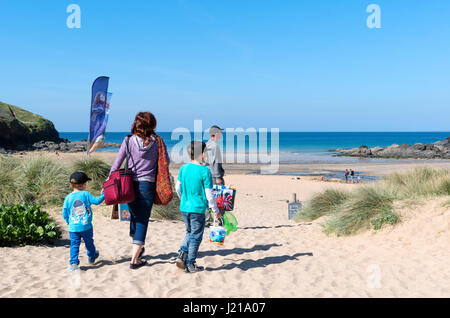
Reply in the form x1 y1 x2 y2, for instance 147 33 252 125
124 135 131 173
155 134 164 164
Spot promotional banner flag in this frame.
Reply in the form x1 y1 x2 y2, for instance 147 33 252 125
88 76 110 154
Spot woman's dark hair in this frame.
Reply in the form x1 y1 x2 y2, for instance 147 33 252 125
188 141 206 160
131 112 157 147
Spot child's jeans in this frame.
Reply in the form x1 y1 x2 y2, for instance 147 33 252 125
69 228 96 265
179 212 206 266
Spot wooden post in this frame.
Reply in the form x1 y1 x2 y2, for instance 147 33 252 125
291 193 297 203
111 204 119 219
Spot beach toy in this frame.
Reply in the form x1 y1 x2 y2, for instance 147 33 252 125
213 185 237 212
223 212 238 236
209 223 227 245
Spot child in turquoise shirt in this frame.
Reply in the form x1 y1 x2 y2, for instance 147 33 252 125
175 141 222 273
62 171 104 271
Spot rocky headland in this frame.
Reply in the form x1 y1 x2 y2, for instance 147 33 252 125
332 137 450 159
0 101 119 154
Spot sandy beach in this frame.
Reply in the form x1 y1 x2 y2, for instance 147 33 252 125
1 152 449 298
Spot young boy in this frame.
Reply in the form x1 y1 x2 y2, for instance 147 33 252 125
175 141 223 273
62 171 104 271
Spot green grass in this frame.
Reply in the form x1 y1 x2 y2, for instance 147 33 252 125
322 186 397 236
384 167 450 199
0 155 70 206
294 189 349 221
20 157 70 206
0 155 184 222
0 102 47 125
151 194 182 221
151 178 182 221
0 156 23 205
73 158 111 194
296 167 450 236
442 198 450 208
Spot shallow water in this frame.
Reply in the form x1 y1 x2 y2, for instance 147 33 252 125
249 168 381 183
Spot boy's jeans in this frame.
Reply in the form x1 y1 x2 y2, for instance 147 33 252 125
179 212 206 266
69 228 96 265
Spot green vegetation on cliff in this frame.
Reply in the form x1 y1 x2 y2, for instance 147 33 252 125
0 101 60 149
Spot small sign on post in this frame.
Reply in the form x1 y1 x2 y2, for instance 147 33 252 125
288 202 302 220
288 192 302 220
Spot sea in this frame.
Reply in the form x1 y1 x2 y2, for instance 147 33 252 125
60 131 450 165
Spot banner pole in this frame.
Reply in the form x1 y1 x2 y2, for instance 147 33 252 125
87 118 91 159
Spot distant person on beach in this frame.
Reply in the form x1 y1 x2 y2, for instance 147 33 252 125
109 112 169 270
205 125 225 226
175 141 222 273
350 169 355 183
62 171 104 271
345 169 349 182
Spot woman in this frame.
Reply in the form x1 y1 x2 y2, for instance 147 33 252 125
109 112 169 269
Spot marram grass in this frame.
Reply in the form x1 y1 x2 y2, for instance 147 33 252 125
322 186 397 236
0 155 183 221
294 189 349 221
383 167 450 199
0 155 70 206
73 158 111 194
296 167 450 236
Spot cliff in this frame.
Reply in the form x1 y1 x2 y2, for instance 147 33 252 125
0 101 61 149
333 137 450 159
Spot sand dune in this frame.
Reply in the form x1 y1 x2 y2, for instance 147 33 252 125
0 174 449 297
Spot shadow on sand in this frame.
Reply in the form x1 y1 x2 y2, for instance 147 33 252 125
80 243 287 270
44 238 71 248
205 252 313 272
239 224 311 230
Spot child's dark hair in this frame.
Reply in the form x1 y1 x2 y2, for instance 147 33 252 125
188 141 207 160
70 182 86 191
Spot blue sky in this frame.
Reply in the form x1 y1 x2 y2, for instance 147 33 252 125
0 0 449 132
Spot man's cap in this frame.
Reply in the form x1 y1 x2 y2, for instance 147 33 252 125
70 171 92 184
209 125 224 136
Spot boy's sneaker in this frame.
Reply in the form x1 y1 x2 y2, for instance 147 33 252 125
176 251 188 270
185 263 204 273
69 264 79 271
88 251 100 265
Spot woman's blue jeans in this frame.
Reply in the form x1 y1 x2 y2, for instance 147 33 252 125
128 181 156 245
179 212 206 266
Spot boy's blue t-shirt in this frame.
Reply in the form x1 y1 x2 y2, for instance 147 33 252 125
62 191 105 232
178 163 213 213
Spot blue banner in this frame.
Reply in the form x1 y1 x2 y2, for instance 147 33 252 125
88 76 110 153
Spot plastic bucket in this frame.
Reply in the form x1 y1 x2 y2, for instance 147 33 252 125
209 226 227 245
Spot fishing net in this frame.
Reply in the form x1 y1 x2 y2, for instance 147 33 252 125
223 212 238 235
